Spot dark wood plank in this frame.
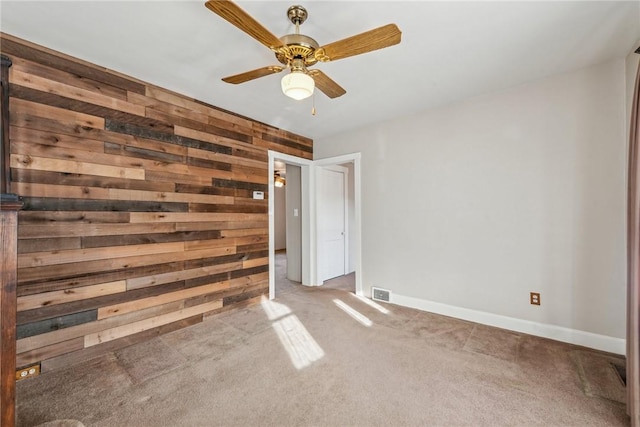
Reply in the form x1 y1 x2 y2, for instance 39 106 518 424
17 310 97 339
236 242 269 253
21 197 189 212
229 265 269 279
184 272 230 289
212 178 267 192
186 156 232 171
105 120 232 155
188 203 268 214
175 183 236 197
10 85 173 134
183 252 254 270
18 236 81 253
18 211 130 224
104 141 185 164
82 230 222 248
223 286 267 306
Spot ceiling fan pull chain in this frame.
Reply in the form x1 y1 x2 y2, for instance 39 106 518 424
311 91 317 116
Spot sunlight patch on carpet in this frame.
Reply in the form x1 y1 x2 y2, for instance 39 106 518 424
349 293 390 314
333 299 373 327
261 296 325 370
260 296 292 321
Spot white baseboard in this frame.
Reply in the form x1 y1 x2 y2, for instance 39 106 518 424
392 293 626 355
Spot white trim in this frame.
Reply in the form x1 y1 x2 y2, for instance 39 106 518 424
392 293 626 355
313 153 363 296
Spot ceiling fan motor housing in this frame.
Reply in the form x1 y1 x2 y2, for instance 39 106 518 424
276 34 319 67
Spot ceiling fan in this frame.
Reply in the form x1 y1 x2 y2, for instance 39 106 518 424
204 1 402 100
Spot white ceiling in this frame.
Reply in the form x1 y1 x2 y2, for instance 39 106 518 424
1 1 639 141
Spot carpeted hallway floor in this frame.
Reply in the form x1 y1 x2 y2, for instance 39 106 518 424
16 253 629 426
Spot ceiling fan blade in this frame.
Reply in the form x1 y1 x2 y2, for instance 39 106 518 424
222 66 284 84
309 70 346 99
205 1 285 52
315 23 401 62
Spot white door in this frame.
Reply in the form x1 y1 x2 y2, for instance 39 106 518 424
318 166 347 282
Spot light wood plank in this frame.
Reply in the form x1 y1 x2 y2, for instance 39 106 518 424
11 98 104 129
18 242 185 268
107 188 234 205
130 212 266 224
19 223 176 239
12 69 146 116
242 257 269 269
17 280 126 311
98 281 230 320
11 155 145 180
10 127 105 153
125 261 242 290
84 300 222 347
220 228 268 238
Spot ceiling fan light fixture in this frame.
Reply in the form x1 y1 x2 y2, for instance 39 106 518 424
274 172 286 187
281 71 314 100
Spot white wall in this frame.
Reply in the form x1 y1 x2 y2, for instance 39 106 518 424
274 185 286 250
315 58 628 346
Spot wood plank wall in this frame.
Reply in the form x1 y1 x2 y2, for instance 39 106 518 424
1 33 313 373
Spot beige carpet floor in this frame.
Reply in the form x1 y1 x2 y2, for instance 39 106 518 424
16 253 629 426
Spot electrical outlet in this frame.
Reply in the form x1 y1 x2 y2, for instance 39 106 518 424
530 292 540 305
16 363 40 381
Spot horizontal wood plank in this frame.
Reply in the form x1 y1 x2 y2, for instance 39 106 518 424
17 281 126 311
84 300 223 347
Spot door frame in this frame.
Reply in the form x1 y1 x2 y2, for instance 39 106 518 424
268 150 363 298
268 151 314 299
314 153 362 295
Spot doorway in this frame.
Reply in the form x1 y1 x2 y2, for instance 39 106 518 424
273 160 303 295
268 151 362 299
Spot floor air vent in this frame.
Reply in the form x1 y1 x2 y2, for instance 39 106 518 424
372 287 391 302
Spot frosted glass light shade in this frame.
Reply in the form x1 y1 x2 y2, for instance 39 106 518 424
281 71 314 100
